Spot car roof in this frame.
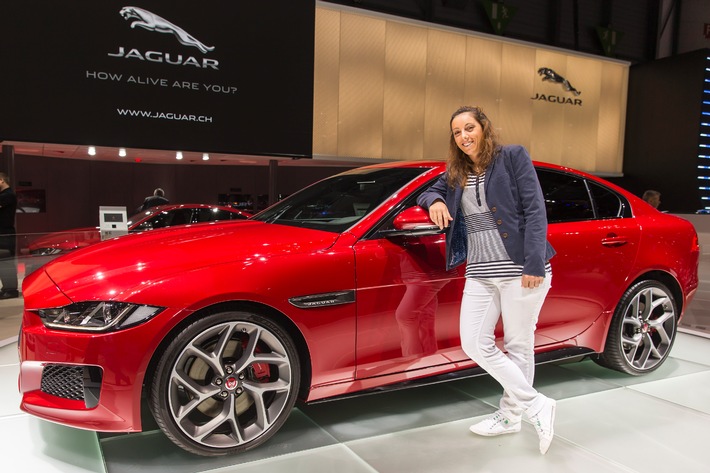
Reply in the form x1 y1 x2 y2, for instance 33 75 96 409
143 203 238 212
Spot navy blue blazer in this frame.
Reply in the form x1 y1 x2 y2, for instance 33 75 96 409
417 145 556 276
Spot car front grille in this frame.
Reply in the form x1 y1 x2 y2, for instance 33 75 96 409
41 364 103 408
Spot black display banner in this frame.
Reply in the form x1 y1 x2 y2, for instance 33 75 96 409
0 1 315 158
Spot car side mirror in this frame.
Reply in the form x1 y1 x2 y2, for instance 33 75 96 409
382 206 442 238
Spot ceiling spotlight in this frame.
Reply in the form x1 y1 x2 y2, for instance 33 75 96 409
88 146 96 156
202 153 210 161
118 148 127 157
176 151 183 160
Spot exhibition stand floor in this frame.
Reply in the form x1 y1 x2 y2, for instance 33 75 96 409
2 328 710 472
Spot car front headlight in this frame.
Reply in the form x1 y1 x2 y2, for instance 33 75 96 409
38 302 164 332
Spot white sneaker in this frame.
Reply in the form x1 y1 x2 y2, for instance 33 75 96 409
469 411 522 436
529 398 556 454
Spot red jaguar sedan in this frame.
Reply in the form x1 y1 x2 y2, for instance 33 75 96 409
17 160 699 457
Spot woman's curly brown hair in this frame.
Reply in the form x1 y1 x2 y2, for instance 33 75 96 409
446 106 501 188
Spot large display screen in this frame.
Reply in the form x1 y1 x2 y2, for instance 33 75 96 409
0 1 315 158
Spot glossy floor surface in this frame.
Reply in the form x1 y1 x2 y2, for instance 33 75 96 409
0 217 708 472
1 331 709 472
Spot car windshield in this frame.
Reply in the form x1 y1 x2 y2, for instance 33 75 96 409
253 167 427 232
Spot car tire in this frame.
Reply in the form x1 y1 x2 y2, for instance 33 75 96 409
594 280 677 375
149 310 300 456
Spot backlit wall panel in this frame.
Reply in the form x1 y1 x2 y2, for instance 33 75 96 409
597 63 629 174
565 56 602 169
314 4 629 174
313 7 341 156
423 30 468 161
382 22 428 161
337 14 385 159
530 50 567 166
498 44 537 150
463 38 503 122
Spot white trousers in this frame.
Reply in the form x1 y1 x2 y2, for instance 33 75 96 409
460 275 552 420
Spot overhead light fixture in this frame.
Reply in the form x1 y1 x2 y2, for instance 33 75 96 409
202 153 209 161
176 151 183 160
88 146 96 156
118 148 127 157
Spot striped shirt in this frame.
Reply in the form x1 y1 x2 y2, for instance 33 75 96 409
461 172 551 279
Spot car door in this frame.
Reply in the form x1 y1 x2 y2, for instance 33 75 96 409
536 168 641 344
352 167 641 380
353 191 467 380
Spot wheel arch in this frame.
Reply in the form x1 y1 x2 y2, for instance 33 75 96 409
589 269 683 358
628 270 684 316
140 300 313 422
593 271 681 375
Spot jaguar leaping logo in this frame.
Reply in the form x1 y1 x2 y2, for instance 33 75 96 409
119 6 214 54
537 68 581 96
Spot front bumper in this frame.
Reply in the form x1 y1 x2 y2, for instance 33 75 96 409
17 305 177 432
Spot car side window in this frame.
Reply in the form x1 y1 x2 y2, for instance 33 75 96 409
195 209 212 223
588 181 630 219
536 169 594 223
195 208 234 223
140 211 171 230
167 209 193 226
141 209 192 229
367 177 439 239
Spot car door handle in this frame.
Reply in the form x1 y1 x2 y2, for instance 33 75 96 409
601 233 627 247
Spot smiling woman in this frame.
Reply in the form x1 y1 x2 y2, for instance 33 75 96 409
418 106 557 453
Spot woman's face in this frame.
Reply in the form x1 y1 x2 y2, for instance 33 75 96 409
451 112 483 160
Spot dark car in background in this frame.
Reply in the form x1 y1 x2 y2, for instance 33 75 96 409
28 204 252 256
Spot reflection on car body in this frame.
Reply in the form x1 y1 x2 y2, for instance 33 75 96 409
17 161 699 457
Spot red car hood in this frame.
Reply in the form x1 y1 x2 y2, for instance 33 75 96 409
32 221 340 304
